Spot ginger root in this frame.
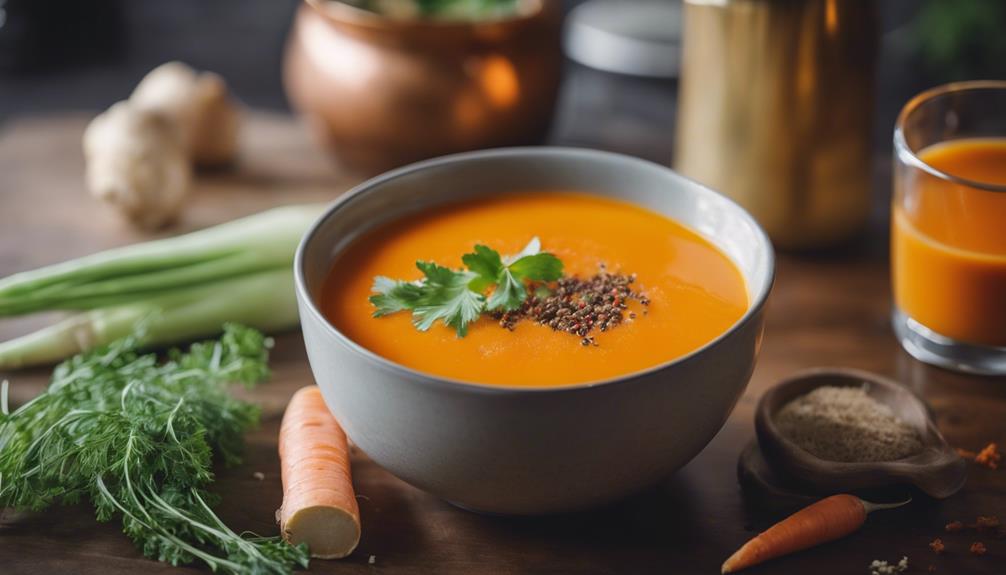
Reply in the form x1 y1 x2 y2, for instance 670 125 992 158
83 62 240 229
83 102 191 230
131 62 240 168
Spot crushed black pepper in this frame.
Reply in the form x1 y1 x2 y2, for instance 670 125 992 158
489 266 648 345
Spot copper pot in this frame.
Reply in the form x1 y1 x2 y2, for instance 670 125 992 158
283 0 562 174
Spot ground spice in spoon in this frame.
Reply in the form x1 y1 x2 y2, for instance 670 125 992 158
490 266 649 346
775 385 923 462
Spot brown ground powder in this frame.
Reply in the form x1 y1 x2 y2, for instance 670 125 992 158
776 385 923 462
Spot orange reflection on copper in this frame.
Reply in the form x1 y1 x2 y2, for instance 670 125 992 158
454 89 485 133
479 55 520 109
825 0 839 36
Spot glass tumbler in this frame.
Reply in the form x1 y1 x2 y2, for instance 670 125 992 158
892 81 1006 374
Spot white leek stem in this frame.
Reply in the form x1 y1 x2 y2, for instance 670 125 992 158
0 268 299 369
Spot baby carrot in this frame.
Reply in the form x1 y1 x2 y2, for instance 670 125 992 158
721 494 908 573
278 386 361 559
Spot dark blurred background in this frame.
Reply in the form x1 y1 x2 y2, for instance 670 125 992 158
0 0 1004 160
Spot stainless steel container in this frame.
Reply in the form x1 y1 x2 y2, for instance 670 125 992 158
675 0 877 250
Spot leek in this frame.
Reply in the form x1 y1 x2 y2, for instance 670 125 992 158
0 204 325 369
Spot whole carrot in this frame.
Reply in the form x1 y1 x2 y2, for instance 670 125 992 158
278 386 361 559
722 494 908 573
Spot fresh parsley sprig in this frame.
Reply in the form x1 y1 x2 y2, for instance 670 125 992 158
370 237 563 337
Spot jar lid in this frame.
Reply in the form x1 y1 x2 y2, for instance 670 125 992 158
563 0 682 78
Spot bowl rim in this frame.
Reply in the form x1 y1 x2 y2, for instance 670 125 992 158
294 146 775 394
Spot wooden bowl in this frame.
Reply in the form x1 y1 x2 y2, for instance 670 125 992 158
737 440 819 512
755 368 967 499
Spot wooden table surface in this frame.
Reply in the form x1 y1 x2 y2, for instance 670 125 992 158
1 113 1004 575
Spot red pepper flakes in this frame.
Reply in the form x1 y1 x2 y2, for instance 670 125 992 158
928 538 945 554
975 516 1001 532
970 542 987 556
975 443 1001 469
959 443 1001 469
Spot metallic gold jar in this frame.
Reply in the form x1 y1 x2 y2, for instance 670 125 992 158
675 0 877 250
283 0 562 175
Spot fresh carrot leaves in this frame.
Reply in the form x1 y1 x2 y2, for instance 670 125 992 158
370 238 564 337
0 325 310 574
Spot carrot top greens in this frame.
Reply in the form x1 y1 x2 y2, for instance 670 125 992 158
0 325 309 574
370 237 563 336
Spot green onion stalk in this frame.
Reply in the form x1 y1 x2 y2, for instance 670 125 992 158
0 204 325 369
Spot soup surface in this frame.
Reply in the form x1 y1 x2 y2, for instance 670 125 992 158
893 138 1006 346
322 192 749 386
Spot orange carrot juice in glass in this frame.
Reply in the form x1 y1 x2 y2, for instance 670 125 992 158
892 82 1006 374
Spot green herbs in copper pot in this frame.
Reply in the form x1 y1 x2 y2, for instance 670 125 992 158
0 324 309 574
342 0 522 20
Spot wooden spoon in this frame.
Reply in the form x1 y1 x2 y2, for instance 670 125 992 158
755 368 967 499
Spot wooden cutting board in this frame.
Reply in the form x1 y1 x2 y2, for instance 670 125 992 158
1 113 1004 574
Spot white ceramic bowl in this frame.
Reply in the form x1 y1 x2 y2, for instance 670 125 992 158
295 148 774 514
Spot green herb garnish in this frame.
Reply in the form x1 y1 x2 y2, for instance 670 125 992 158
0 325 310 574
370 237 563 337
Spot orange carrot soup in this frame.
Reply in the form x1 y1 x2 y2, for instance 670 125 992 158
893 138 1006 347
322 192 749 386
